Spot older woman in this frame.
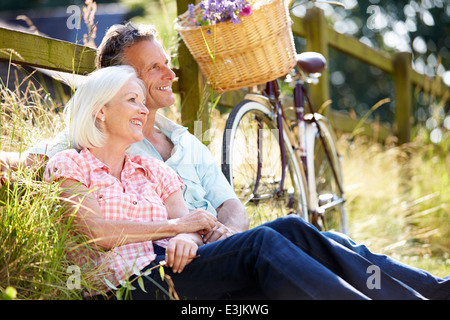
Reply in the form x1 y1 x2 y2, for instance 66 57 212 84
44 66 216 294
44 65 435 300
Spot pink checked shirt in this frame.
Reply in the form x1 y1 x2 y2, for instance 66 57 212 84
44 148 183 290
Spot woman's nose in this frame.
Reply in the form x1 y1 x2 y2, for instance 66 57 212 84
140 102 149 114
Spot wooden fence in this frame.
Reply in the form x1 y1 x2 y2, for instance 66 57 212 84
1 4 448 144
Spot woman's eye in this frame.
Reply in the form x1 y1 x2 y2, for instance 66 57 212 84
129 97 136 102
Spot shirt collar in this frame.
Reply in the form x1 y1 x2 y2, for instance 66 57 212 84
154 112 188 141
80 148 109 172
80 148 145 176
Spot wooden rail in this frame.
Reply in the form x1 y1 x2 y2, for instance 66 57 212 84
0 27 96 74
1 4 448 144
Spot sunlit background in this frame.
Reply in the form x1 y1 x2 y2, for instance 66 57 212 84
1 0 447 143
0 1 449 298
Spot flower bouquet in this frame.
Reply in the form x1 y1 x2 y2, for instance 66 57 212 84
175 0 296 92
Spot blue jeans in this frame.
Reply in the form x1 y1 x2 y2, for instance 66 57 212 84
129 216 449 300
322 229 450 300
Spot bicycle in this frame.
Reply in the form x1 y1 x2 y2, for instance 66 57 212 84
221 51 348 233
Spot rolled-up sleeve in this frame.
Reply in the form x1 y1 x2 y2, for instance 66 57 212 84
44 150 86 185
197 143 238 210
26 130 72 159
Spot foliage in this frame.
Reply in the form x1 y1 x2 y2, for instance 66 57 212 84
292 0 449 132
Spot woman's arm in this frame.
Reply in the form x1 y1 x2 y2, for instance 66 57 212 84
59 179 215 250
163 185 218 273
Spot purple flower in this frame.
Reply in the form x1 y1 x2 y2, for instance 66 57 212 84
188 3 196 19
189 0 252 26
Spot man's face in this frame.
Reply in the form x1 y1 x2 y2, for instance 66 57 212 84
124 40 176 111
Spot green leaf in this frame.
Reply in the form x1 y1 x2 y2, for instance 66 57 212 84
142 268 152 276
2 286 17 300
137 277 147 293
159 265 165 281
104 278 118 291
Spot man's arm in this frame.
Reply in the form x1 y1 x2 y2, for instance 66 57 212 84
0 151 47 185
1 130 71 186
190 140 249 243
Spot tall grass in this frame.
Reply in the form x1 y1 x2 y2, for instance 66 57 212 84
0 71 92 300
338 133 450 277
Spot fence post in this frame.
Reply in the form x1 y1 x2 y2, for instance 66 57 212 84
393 52 412 144
303 7 330 118
176 0 206 135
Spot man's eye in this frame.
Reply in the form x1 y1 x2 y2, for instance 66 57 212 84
129 97 136 102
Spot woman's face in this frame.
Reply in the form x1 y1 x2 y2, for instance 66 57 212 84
99 79 148 147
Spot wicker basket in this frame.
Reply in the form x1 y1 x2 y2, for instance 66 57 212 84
175 0 296 93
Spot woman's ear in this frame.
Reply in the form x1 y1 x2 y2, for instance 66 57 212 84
97 107 106 122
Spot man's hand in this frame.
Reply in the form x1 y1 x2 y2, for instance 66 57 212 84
165 234 199 273
0 152 18 186
0 152 47 186
202 221 237 244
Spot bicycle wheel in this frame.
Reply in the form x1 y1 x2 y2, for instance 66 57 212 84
222 100 308 227
305 114 348 233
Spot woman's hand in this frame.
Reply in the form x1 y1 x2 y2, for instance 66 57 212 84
172 208 217 236
165 233 200 274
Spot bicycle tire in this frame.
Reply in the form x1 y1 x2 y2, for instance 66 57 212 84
305 114 348 234
222 100 308 227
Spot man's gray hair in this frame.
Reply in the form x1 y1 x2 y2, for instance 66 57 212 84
95 22 158 69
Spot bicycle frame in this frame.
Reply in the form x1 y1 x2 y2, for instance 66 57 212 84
261 76 312 194
263 80 288 194
250 70 344 219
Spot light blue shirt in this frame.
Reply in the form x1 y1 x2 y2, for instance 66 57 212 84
27 113 238 216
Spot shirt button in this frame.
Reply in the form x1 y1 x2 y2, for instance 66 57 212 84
132 201 138 205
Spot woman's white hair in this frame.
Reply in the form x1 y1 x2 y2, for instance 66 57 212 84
64 65 146 149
